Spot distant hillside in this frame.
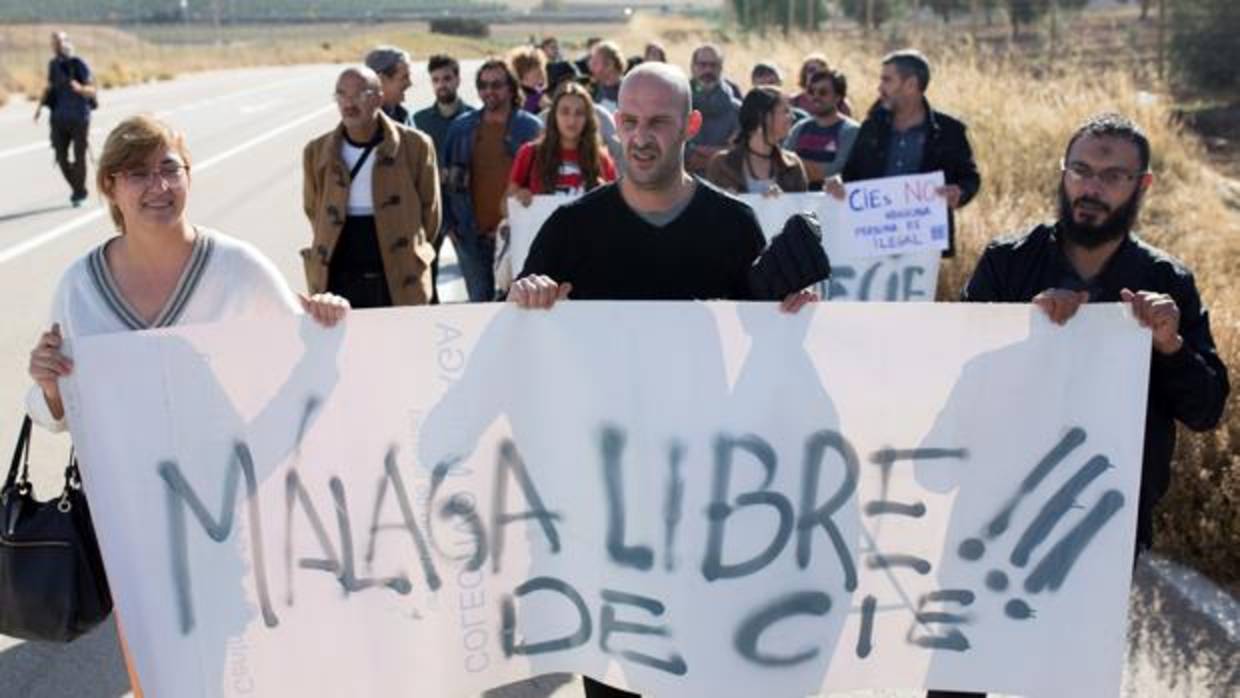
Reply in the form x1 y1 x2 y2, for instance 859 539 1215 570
0 0 494 23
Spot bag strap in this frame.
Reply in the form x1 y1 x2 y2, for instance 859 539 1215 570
348 143 377 181
5 417 33 493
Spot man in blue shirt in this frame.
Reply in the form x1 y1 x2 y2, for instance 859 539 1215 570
34 31 96 206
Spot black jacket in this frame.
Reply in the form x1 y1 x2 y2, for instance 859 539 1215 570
842 99 981 256
963 223 1230 549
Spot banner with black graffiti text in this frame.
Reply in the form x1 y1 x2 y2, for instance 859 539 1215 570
505 183 943 302
65 302 1148 697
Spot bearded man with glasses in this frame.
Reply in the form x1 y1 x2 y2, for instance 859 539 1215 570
939 112 1231 698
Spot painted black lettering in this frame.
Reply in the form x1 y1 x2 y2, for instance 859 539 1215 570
702 434 794 581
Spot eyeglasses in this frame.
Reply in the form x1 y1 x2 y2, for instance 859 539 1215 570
477 80 508 92
333 89 378 104
1061 161 1143 189
115 163 188 188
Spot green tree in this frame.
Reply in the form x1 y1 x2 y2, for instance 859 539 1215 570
839 0 905 30
1115 0 1155 21
1006 0 1048 35
927 0 967 22
1171 0 1240 89
729 0 829 32
1005 0 1090 35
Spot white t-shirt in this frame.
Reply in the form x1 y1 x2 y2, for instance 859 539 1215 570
341 139 379 216
26 228 300 431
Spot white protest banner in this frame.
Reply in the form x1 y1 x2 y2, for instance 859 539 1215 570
508 192 939 302
66 303 1148 697
820 171 950 259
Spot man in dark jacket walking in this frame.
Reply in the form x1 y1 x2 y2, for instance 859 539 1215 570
34 31 96 206
829 49 980 256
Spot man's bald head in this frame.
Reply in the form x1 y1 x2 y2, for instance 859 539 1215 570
336 65 381 92
334 65 383 132
615 63 701 192
619 62 692 124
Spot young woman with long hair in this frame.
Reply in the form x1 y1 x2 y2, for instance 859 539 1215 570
507 81 617 207
705 85 808 195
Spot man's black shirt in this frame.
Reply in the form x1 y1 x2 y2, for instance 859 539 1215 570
519 179 766 301
964 223 1230 548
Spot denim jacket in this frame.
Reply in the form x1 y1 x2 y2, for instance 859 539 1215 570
441 108 542 237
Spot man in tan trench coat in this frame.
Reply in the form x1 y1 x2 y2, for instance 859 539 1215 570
303 65 441 307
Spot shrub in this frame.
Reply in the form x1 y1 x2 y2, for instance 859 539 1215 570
1171 0 1240 90
429 18 489 38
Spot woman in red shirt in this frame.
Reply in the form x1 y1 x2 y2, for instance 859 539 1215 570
506 81 617 208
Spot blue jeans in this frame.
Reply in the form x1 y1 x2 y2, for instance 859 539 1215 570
449 226 496 302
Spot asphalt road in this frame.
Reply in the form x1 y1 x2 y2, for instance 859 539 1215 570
0 63 1236 698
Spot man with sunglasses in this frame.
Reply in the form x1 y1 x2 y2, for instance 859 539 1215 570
936 112 1229 698
784 68 859 189
441 58 542 301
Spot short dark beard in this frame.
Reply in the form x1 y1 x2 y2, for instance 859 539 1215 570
435 91 457 105
814 104 837 119
1056 181 1142 250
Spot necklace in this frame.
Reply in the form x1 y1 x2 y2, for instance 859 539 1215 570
744 146 774 180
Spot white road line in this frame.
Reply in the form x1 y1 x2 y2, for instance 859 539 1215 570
0 102 335 266
192 102 332 170
0 72 326 161
0 141 50 158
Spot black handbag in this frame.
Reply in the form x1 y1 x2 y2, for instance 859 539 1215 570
748 211 832 301
0 417 112 642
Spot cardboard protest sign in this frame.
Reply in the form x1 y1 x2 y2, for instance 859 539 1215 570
818 172 950 259
735 192 941 302
66 303 1148 697
507 191 940 302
